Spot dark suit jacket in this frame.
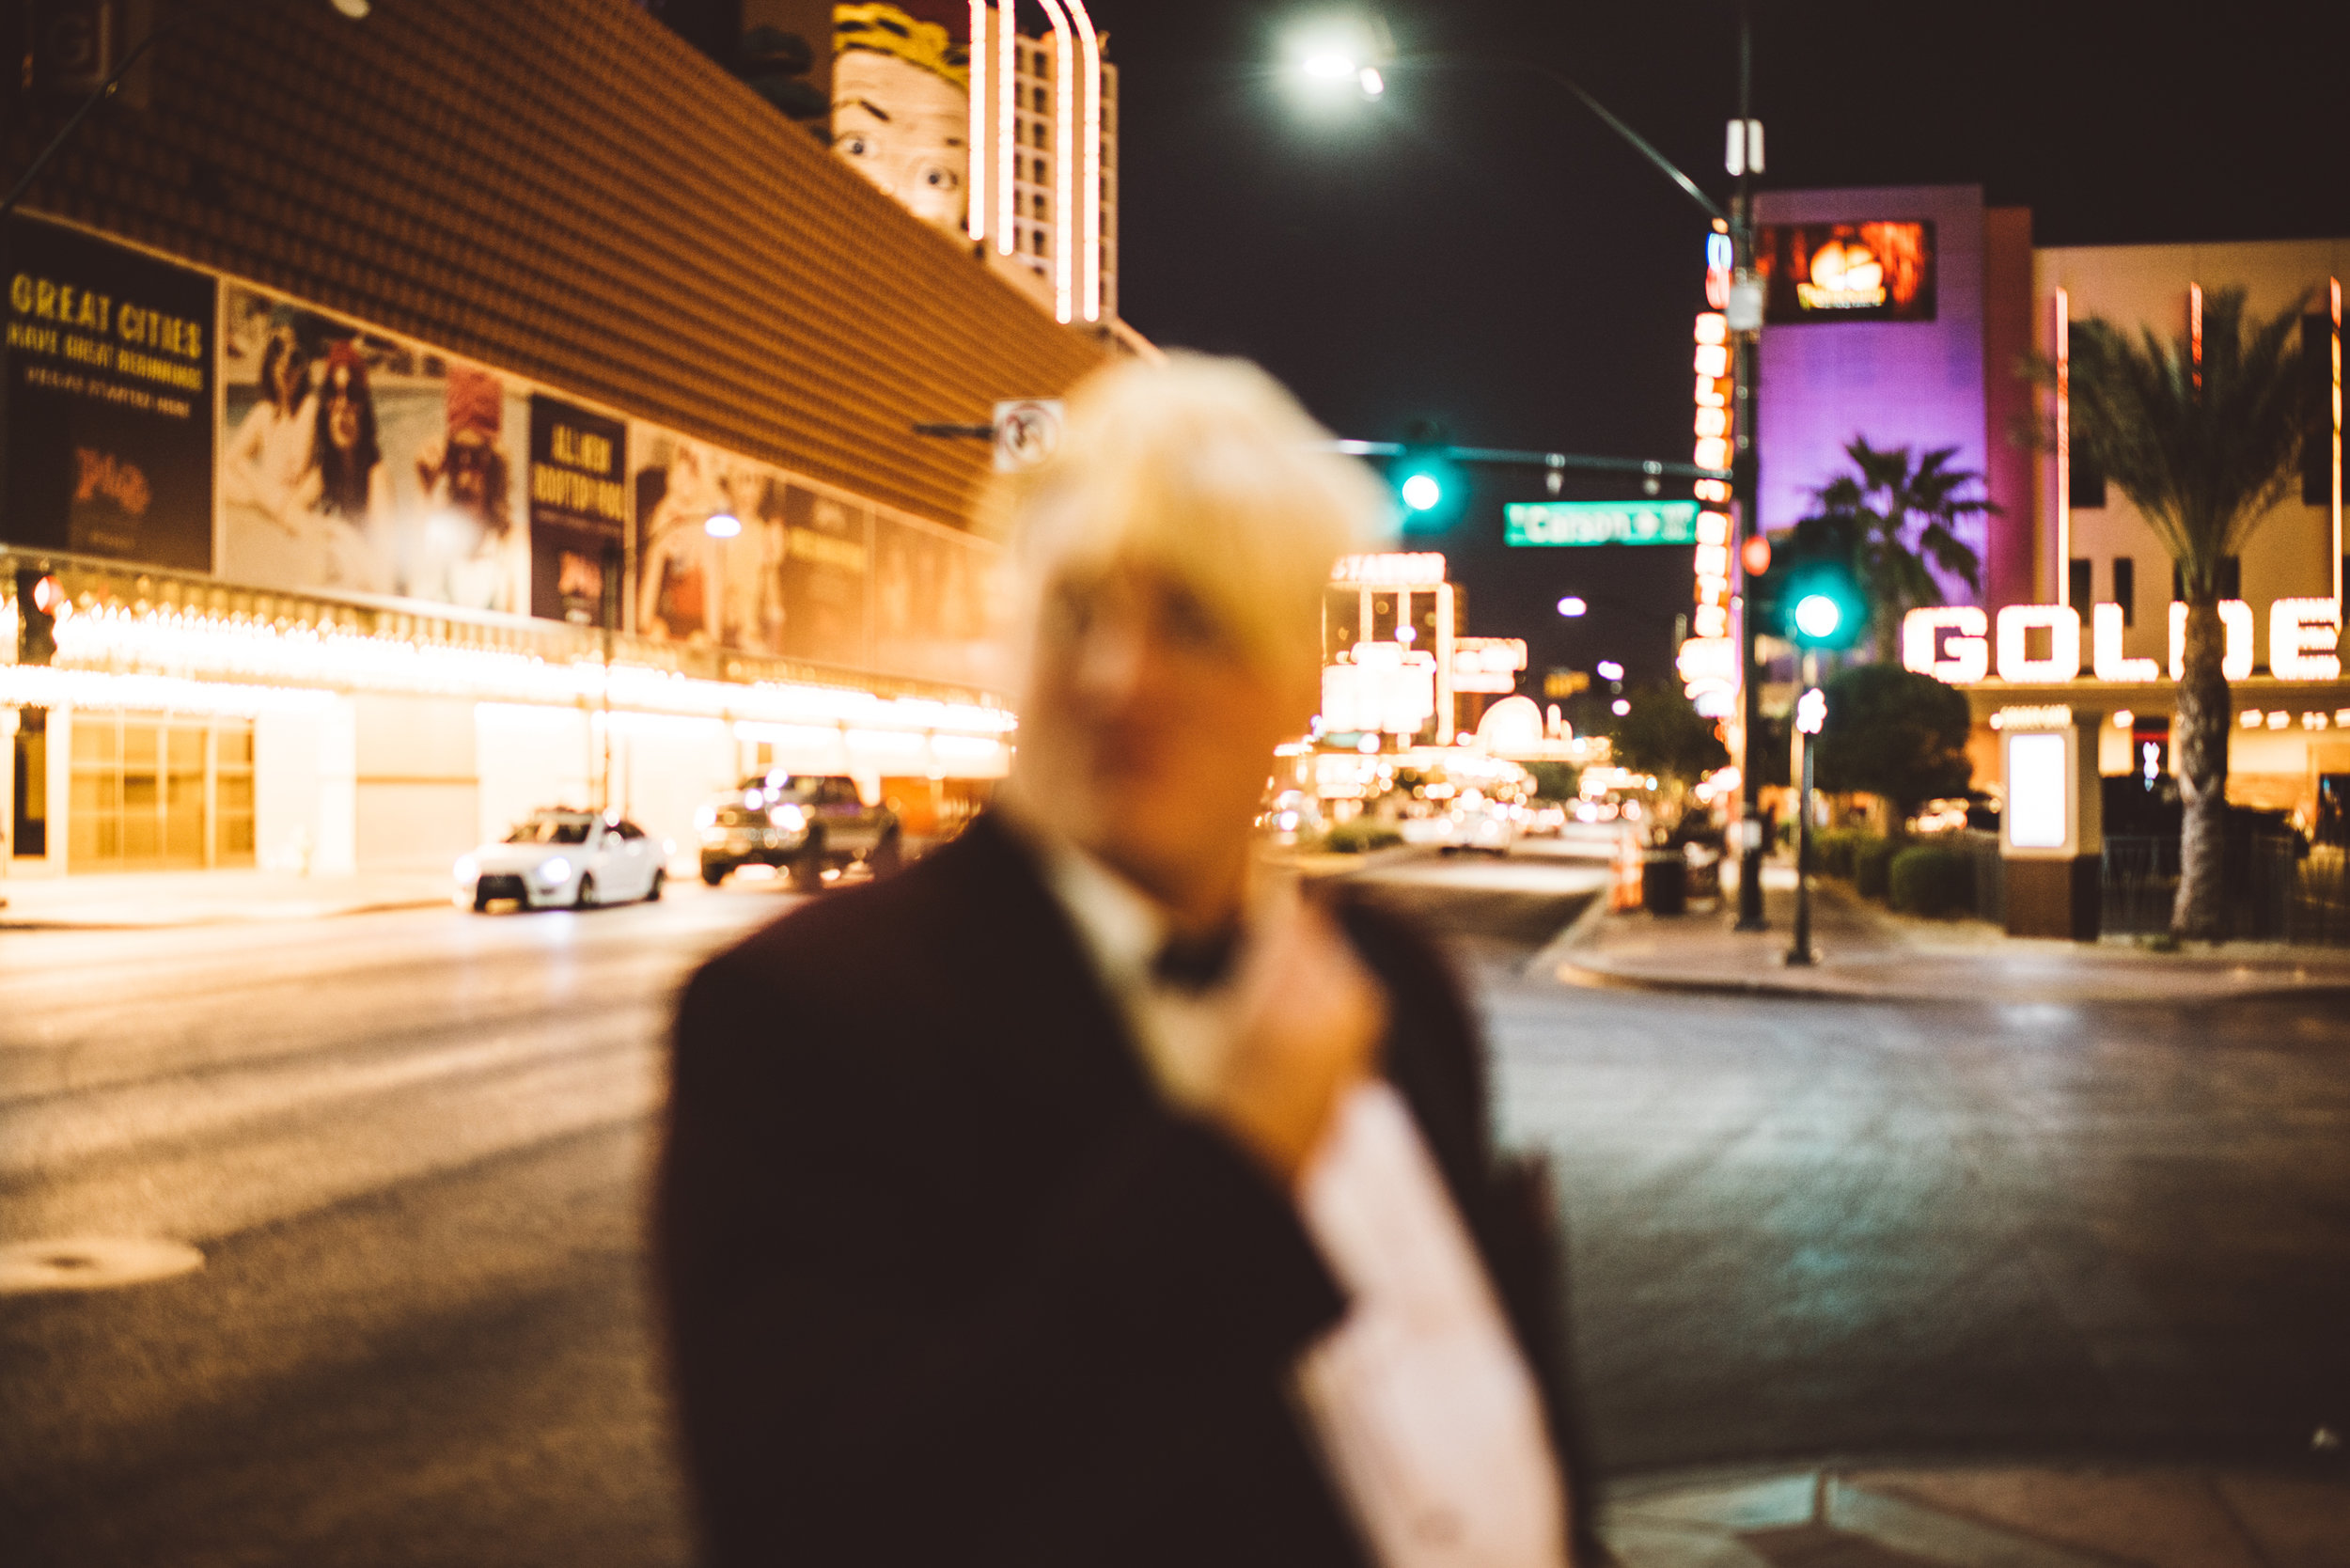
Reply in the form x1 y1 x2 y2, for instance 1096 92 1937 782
656 813 1589 1567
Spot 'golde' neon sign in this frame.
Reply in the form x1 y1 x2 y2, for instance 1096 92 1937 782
1904 600 2343 685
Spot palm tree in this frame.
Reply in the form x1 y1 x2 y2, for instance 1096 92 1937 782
2061 288 2307 939
1806 439 1991 665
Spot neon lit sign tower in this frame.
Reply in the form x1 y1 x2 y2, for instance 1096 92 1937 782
965 0 1111 324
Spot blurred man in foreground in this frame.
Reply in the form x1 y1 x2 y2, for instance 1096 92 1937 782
657 355 1587 1566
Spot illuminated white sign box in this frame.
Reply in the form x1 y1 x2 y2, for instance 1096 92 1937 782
1996 708 2098 861
1322 641 1436 734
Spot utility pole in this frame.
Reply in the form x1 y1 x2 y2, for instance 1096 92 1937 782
1730 0 1772 931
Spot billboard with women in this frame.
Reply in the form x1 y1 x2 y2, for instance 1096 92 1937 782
630 422 993 684
0 214 216 571
871 509 996 687
218 284 532 613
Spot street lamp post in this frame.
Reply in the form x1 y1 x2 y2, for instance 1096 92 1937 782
1725 2 1773 930
1289 14 1770 916
2 0 369 225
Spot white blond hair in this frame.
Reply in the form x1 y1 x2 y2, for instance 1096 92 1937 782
989 353 1390 672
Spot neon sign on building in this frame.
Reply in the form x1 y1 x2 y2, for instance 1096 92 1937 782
1902 601 2342 686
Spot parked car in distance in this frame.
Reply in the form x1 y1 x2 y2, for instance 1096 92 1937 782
1398 793 1520 855
457 808 668 911
696 772 901 890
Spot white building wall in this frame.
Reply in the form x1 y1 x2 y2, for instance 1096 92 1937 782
255 699 356 875
352 694 478 872
2035 237 2349 666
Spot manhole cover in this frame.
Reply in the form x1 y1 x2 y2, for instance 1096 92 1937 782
0 1237 205 1294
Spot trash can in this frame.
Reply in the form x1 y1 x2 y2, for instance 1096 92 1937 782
1642 851 1687 917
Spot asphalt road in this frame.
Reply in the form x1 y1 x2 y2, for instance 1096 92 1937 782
3 847 2346 1564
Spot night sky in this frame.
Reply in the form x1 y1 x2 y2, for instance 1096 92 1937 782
1084 0 2350 689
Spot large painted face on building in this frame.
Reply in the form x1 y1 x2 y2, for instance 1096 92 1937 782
832 3 970 233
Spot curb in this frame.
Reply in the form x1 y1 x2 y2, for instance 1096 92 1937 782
1545 907 2350 1006
0 894 452 933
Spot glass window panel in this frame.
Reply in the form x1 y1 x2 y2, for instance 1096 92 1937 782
124 726 158 770
216 774 254 814
165 760 205 863
217 814 255 860
122 802 159 861
70 803 102 864
122 764 158 815
71 765 120 816
72 720 117 765
220 726 255 766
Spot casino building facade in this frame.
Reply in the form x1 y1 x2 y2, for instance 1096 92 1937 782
1 0 1105 882
1746 185 2346 839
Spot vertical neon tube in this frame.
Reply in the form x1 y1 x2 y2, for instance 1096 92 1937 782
966 0 987 243
2189 281 2203 394
1067 0 1102 321
995 1 1014 256
2055 287 2070 608
1032 0 1076 322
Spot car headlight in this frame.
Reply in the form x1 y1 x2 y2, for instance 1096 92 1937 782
534 856 572 887
770 804 806 832
694 804 717 830
453 854 478 884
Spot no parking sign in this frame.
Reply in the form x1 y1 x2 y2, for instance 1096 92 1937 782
992 400 1064 472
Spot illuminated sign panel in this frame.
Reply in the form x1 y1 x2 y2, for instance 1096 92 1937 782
1504 501 1699 547
1332 552 1446 587
1450 636 1527 694
1900 601 2335 687
2005 731 2070 851
1757 223 1937 323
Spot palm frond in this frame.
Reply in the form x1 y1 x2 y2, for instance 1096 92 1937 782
2062 287 2308 599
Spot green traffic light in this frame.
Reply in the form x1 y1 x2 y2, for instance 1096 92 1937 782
1793 592 1842 641
1399 472 1443 512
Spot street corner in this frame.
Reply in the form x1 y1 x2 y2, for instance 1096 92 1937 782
1595 1463 2350 1568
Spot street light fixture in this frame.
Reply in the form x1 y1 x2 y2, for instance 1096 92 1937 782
1281 6 1777 930
1557 596 1588 617
1287 15 1394 103
3 0 369 223
703 512 744 540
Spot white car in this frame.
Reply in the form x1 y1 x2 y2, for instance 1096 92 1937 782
1399 796 1519 855
456 809 669 912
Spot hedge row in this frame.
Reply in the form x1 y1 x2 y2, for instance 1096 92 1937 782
1809 830 1973 917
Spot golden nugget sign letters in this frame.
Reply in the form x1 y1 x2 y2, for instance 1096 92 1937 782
1904 601 2344 685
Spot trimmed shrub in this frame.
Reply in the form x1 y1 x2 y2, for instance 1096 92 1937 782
1811 828 1870 880
1888 844 1970 917
1853 836 1900 901
1322 818 1403 854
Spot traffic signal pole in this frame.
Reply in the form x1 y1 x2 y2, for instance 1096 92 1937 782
1731 0 1770 932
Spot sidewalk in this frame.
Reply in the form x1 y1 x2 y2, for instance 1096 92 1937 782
0 868 454 929
1597 1460 2350 1568
1553 865 2350 1005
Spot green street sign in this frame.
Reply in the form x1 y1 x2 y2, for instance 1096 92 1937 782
1504 500 1701 547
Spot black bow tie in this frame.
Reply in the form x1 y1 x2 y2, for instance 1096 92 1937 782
1152 926 1242 993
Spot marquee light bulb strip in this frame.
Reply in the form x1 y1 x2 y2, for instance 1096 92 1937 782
33 604 1016 738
